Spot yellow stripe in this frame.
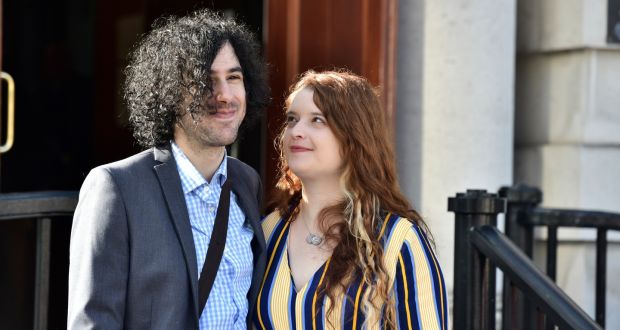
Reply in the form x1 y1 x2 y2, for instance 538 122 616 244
378 212 392 239
257 218 291 329
312 258 331 330
398 255 414 329
419 231 446 329
295 285 307 329
405 231 440 329
351 277 365 329
271 247 293 328
261 211 282 243
383 218 413 289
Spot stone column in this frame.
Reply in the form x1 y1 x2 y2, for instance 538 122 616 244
396 0 516 309
514 0 620 327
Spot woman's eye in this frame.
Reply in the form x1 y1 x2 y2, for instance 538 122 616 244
313 116 326 124
285 115 297 124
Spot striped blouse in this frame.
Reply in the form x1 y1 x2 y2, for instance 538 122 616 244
253 211 448 330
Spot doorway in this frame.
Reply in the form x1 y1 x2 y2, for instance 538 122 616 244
0 1 263 328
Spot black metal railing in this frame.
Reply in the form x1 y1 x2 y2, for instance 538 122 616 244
450 189 604 330
0 191 78 330
499 185 620 329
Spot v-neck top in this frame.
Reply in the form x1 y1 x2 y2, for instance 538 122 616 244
254 211 448 330
285 228 330 294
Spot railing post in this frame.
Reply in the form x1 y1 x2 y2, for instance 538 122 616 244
449 189 506 330
498 185 542 330
33 217 51 330
595 228 607 327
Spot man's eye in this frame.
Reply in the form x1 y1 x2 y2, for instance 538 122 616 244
228 74 243 81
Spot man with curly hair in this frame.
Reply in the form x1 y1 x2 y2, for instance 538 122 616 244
68 9 269 329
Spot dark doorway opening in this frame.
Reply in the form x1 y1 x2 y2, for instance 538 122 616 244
0 1 263 328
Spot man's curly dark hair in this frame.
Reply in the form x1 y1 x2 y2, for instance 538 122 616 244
124 9 270 149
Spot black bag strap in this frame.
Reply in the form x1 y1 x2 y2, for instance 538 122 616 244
198 178 232 315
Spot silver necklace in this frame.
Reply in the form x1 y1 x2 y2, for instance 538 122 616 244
306 232 324 246
299 215 324 246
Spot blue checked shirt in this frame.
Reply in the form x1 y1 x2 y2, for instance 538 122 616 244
171 142 254 330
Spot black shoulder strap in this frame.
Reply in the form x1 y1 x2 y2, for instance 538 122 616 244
198 178 232 315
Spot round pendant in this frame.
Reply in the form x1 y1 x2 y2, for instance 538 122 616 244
306 233 324 246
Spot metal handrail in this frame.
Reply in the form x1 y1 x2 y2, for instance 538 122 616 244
0 191 78 220
450 189 607 329
499 184 619 327
524 207 620 230
471 225 602 330
0 191 78 330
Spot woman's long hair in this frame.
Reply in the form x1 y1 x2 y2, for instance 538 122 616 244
268 70 430 328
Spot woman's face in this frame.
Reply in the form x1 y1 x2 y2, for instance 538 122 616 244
283 87 343 181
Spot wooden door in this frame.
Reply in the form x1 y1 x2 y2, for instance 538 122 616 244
264 0 398 196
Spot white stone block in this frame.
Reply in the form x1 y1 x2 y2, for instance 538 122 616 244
587 50 620 143
516 49 620 145
517 0 608 51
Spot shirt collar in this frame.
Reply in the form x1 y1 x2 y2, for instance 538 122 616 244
171 141 228 194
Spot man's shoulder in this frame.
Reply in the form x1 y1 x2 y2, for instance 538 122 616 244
227 157 258 177
227 157 261 202
227 156 260 186
76 149 160 204
89 149 156 180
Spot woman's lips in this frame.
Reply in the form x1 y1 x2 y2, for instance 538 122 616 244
289 145 311 153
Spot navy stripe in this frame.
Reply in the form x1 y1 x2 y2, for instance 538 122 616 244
355 291 366 330
400 243 422 330
343 275 361 328
379 213 399 244
315 294 325 330
303 269 316 328
289 284 297 330
266 217 289 254
413 224 445 327
419 225 448 328
303 262 326 329
258 218 289 329
252 306 260 329
395 259 407 329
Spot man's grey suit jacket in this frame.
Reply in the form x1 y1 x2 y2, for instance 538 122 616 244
67 145 267 329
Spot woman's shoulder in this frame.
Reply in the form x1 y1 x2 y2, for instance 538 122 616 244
379 212 432 254
261 210 288 242
380 213 443 286
378 212 412 240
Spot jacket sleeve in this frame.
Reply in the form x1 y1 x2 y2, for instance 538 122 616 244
67 167 129 329
256 172 263 208
393 225 449 330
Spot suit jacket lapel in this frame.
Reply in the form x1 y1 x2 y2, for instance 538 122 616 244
227 158 267 328
227 159 266 251
152 146 200 317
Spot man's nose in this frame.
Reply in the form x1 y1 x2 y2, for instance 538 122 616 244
214 81 232 103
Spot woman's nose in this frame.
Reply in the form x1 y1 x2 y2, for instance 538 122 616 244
288 122 305 139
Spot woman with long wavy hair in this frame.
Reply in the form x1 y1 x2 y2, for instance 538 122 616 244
254 70 448 329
